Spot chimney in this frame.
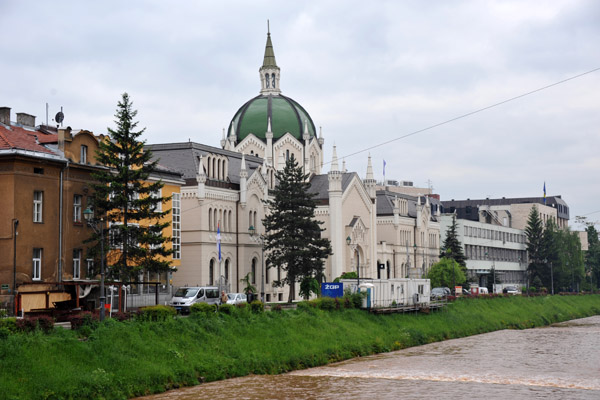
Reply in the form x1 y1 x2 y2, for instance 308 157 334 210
0 107 10 125
16 112 36 127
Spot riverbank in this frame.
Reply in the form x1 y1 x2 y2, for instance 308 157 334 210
1 295 599 399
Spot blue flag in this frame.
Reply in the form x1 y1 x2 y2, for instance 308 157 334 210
217 223 221 261
543 182 546 205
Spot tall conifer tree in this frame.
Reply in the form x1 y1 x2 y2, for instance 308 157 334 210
89 93 172 281
525 205 545 288
263 155 332 302
440 214 467 268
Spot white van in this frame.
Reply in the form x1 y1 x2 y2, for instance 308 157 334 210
169 286 220 313
478 287 489 295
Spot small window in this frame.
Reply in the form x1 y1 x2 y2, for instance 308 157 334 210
86 259 94 278
33 191 43 223
33 248 42 280
150 189 162 212
73 249 81 280
80 145 88 164
73 195 82 223
34 167 44 174
265 73 270 88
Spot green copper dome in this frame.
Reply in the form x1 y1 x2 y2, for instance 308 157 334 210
229 94 316 142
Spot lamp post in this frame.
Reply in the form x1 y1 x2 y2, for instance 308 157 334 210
84 206 106 321
346 236 359 287
248 225 265 302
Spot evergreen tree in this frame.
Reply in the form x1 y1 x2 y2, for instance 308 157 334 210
440 214 467 268
88 93 172 282
263 155 332 303
525 205 545 289
586 225 600 290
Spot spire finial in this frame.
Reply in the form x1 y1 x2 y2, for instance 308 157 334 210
267 19 270 35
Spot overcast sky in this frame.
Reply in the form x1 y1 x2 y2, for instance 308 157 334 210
2 0 599 227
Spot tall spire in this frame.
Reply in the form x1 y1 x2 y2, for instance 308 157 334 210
331 145 339 172
259 23 281 95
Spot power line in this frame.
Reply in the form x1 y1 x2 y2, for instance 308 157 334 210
330 67 600 165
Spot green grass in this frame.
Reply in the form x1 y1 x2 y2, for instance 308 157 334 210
1 294 599 399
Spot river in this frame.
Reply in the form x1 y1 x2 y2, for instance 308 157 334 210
138 315 600 399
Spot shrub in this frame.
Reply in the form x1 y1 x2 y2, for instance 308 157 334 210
112 312 131 322
190 303 217 315
296 301 312 311
68 312 99 331
236 302 247 310
272 304 283 312
317 297 336 311
343 292 364 309
0 327 10 339
35 315 55 333
16 317 38 333
218 304 234 315
250 300 264 313
137 305 176 322
0 317 17 333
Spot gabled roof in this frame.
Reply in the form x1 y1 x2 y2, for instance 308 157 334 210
0 124 57 154
145 142 263 186
308 172 358 200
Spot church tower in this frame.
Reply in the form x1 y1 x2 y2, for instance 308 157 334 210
224 28 323 175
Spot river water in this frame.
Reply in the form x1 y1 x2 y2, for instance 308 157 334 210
139 315 600 399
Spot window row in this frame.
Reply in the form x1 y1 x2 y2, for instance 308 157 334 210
465 244 527 263
463 226 525 244
32 188 163 225
205 155 227 181
208 208 232 232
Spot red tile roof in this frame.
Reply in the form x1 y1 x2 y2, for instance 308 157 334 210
0 125 57 154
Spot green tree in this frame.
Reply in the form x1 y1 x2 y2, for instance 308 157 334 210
427 258 466 289
586 225 600 290
89 93 172 282
263 155 332 303
525 205 545 289
440 214 467 268
240 272 257 296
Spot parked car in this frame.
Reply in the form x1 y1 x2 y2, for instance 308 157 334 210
431 287 448 299
503 285 520 295
169 286 220 313
226 293 248 305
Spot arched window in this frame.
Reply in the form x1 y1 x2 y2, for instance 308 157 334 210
206 156 211 178
212 158 216 179
272 74 276 88
223 210 227 232
213 209 218 230
251 258 257 284
387 260 391 279
228 210 232 231
208 208 213 231
249 211 253 228
265 73 270 88
225 259 230 282
209 259 215 285
219 209 223 229
286 149 290 161
217 159 221 181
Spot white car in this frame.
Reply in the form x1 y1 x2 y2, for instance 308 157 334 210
226 293 247 305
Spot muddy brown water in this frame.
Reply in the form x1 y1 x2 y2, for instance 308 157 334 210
137 315 600 399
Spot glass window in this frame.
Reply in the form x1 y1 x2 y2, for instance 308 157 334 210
33 191 43 222
80 145 88 164
172 193 181 259
73 249 81 280
33 248 42 280
150 189 162 212
73 195 82 222
86 259 94 278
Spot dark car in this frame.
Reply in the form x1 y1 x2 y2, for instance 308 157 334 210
431 287 447 299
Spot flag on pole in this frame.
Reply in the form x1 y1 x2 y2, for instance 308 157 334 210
383 159 387 183
217 222 221 261
543 182 546 205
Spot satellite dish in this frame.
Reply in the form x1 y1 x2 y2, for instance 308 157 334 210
55 111 64 124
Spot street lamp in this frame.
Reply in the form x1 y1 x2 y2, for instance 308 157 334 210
248 225 265 302
346 236 359 287
83 206 106 321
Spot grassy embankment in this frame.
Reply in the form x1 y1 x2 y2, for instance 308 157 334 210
1 294 599 399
